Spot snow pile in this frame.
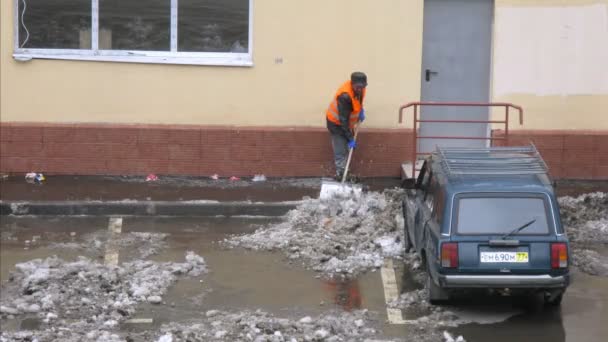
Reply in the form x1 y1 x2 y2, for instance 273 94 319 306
559 192 608 243
0 252 207 341
226 189 407 277
571 249 608 276
137 309 400 342
558 192 608 276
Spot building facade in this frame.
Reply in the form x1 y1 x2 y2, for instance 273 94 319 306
1 0 607 179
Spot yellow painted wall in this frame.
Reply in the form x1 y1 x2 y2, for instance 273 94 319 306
0 0 423 129
491 0 608 130
1 0 606 131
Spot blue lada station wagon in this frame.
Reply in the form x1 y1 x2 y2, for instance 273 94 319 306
402 145 570 305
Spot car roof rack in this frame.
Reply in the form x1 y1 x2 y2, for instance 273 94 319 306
436 144 549 176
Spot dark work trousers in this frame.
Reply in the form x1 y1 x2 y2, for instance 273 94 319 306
330 132 349 177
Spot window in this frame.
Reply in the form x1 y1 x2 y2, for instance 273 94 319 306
13 0 253 66
455 196 550 235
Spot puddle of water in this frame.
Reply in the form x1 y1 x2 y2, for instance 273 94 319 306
1 215 428 339
115 216 397 333
0 216 109 281
449 270 608 342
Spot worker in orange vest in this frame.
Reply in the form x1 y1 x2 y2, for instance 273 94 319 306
326 72 367 180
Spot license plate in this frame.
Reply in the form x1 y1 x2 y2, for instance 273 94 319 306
480 251 529 263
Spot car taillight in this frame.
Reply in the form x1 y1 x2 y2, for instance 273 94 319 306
551 243 568 268
441 243 458 268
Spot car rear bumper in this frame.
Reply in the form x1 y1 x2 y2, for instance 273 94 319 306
439 274 569 288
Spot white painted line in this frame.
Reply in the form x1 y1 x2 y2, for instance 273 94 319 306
109 217 123 234
386 308 408 324
104 217 123 266
380 258 407 325
124 318 153 324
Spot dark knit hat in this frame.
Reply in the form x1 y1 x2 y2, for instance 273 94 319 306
351 72 368 87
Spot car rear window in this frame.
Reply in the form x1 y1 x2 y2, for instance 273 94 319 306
456 197 550 235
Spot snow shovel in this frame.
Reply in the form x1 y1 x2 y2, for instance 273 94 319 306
320 123 363 199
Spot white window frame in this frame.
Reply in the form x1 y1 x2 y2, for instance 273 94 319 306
12 0 254 66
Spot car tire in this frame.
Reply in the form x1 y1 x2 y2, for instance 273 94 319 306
426 264 449 304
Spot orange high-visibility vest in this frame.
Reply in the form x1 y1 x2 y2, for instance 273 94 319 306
326 81 366 129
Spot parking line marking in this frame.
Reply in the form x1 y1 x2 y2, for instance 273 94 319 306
104 217 122 266
381 258 408 324
124 318 153 324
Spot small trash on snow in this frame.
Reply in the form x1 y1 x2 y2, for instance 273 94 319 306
25 172 45 183
229 176 241 181
252 174 267 182
146 174 159 182
210 174 219 180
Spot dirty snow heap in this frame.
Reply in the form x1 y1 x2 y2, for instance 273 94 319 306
558 192 608 276
226 189 407 278
0 252 207 341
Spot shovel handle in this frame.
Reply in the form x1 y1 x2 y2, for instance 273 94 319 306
341 123 360 184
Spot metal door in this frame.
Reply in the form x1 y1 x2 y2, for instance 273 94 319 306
419 0 494 153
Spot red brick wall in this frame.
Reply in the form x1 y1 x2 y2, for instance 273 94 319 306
493 130 608 180
0 123 413 177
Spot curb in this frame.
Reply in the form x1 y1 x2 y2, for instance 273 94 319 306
0 201 300 217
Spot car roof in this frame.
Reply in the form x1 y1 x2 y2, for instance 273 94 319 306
428 146 555 197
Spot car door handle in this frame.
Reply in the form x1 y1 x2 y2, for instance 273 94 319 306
425 69 438 82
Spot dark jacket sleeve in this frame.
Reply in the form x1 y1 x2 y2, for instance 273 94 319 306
336 93 354 141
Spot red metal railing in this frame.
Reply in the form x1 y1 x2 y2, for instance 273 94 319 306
398 102 524 178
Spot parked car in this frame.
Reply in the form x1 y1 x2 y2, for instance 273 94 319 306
402 145 570 305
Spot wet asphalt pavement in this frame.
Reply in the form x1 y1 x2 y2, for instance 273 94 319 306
1 215 607 342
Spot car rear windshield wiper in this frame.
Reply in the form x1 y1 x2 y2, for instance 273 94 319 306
501 219 537 240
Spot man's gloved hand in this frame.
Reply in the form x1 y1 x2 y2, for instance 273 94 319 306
359 109 366 122
348 140 357 149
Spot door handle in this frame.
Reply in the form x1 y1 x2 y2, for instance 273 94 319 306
425 69 438 82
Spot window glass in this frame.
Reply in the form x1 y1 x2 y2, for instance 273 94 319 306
14 0 253 65
457 197 550 235
178 0 249 52
99 0 171 51
18 0 92 49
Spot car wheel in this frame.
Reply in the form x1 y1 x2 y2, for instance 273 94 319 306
426 264 449 304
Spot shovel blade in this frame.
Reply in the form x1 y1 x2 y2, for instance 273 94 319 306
319 179 362 200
